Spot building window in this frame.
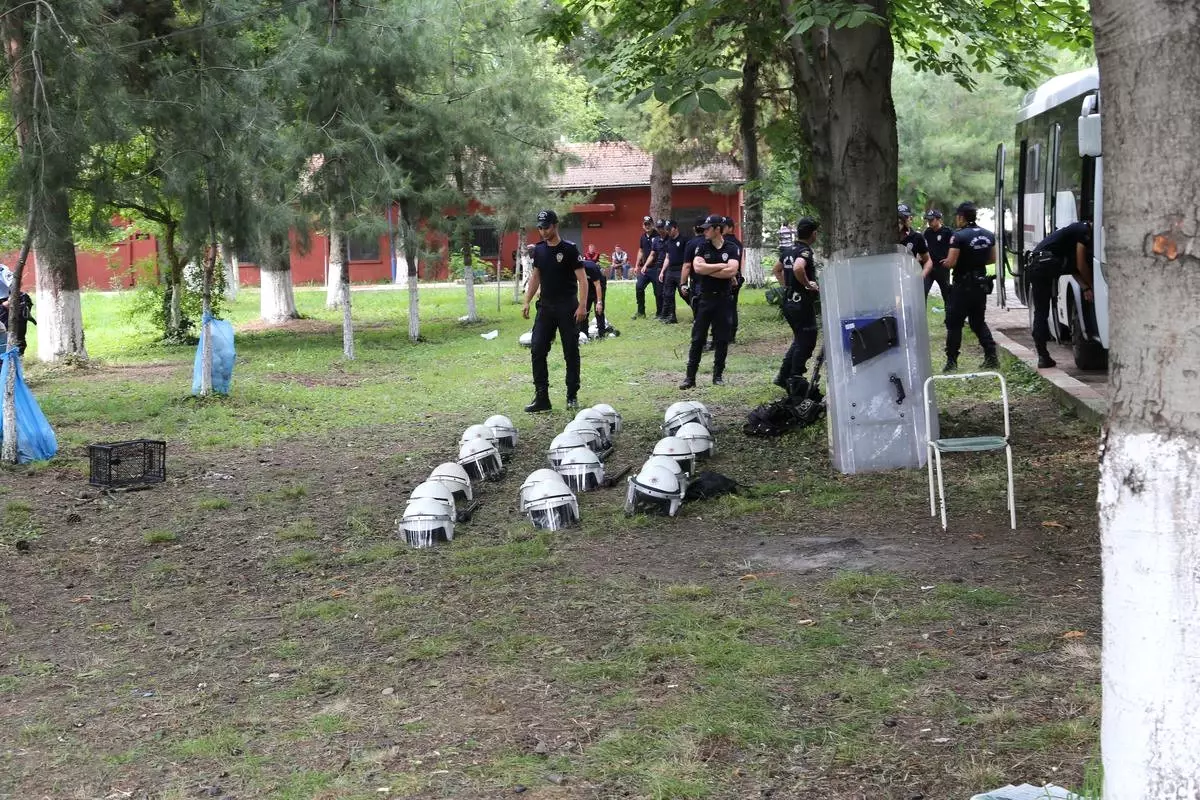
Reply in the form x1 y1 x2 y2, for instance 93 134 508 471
472 226 500 259
347 233 380 262
673 206 709 229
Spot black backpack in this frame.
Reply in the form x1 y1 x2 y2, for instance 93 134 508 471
743 348 826 437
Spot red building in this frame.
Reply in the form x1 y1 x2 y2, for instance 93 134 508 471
7 142 742 288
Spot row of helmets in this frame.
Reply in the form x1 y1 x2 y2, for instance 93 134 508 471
518 404 623 531
625 401 715 518
398 414 519 548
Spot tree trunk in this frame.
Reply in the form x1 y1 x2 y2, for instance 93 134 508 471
259 229 299 323
1 202 35 465
219 241 239 302
781 0 897 255
462 233 479 321
199 233 218 397
649 154 673 222
340 249 354 359
400 201 420 341
326 216 345 308
1092 2 1200 796
162 222 185 340
393 220 409 284
514 228 526 301
739 44 766 287
33 189 87 362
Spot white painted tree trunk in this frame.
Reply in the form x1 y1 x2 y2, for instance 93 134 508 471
393 231 409 284
341 278 354 360
260 268 298 323
35 279 86 363
407 271 420 341
1 356 15 464
219 243 239 302
741 246 765 288
199 310 212 396
514 229 526 302
326 221 345 309
1092 2 1200 796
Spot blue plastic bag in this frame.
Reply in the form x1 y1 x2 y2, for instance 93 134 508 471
191 316 235 396
0 347 58 463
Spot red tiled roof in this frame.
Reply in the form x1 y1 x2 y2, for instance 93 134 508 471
545 142 744 190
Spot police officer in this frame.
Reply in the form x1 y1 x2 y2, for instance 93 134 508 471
1028 220 1094 369
679 216 706 317
922 209 953 300
658 220 687 323
942 202 999 372
579 250 608 340
522 209 588 412
898 204 931 273
632 215 656 319
772 217 820 394
721 216 744 344
680 214 739 389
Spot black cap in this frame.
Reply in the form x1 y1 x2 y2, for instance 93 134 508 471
655 218 668 228
695 215 708 229
666 219 677 228
795 216 820 239
955 201 978 220
924 209 942 220
701 214 724 229
536 209 558 228
642 215 654 225
897 203 913 219
721 216 734 228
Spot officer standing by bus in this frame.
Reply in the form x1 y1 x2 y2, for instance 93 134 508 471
658 220 687 324
772 217 820 394
922 209 953 300
632 215 656 319
680 214 740 389
1028 220 1094 369
942 202 999 372
522 209 588 412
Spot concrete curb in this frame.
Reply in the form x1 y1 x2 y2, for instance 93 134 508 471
990 328 1107 425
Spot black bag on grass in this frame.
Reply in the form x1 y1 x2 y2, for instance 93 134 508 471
684 471 739 501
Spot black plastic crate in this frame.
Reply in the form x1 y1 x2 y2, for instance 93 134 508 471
88 440 166 488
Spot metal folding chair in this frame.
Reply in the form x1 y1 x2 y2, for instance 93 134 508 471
923 372 1015 531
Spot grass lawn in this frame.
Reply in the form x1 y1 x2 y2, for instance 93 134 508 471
1 281 1102 799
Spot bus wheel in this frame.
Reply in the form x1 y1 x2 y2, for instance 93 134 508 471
1069 292 1108 370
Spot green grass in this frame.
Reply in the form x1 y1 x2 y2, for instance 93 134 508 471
170 728 247 760
142 529 178 544
195 496 231 511
825 570 906 598
2 500 38 544
288 599 354 621
273 549 319 569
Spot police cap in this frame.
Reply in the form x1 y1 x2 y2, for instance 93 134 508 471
642 215 654 225
536 209 558 228
721 216 734 228
897 203 913 219
795 216 820 239
924 209 942 220
656 218 668 229
666 219 677 229
700 214 724 229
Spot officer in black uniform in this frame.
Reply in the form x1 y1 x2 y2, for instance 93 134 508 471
772 216 820 394
579 250 607 340
1028 220 1094 369
721 216 744 344
942 202 999 372
522 209 588 412
658 220 687 323
898 204 931 273
632 215 656 319
922 209 953 301
680 214 740 389
679 217 706 316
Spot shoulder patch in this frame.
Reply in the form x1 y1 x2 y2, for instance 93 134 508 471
721 252 729 262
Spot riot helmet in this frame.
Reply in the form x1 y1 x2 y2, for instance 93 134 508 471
458 438 504 482
591 403 622 434
675 421 715 461
460 423 499 450
573 408 613 448
562 420 604 453
409 480 458 519
430 462 473 504
624 462 686 517
662 401 705 436
523 480 580 531
548 431 589 468
652 436 697 476
485 414 519 457
399 496 455 548
519 469 568 512
644 454 689 492
557 447 606 493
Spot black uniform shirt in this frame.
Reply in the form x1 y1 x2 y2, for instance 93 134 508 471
924 226 954 266
950 226 997 274
1035 221 1091 260
694 239 740 294
901 229 929 261
638 232 655 265
648 234 667 270
683 234 705 267
664 235 687 270
533 239 582 301
781 243 816 292
582 259 605 303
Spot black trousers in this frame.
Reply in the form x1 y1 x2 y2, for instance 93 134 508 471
945 282 996 361
531 298 580 396
780 300 818 384
729 278 743 341
636 268 662 316
579 297 606 340
924 266 951 301
687 292 732 378
660 269 683 320
1030 272 1055 347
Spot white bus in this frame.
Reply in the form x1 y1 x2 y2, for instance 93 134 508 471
994 67 1108 370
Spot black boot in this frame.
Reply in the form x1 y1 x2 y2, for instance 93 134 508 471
1035 343 1056 369
566 395 578 410
678 376 696 390
712 374 725 386
981 351 1000 369
524 392 552 413
773 373 788 389
787 377 810 398
942 358 958 373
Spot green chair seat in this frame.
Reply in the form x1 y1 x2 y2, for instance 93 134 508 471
932 435 1009 453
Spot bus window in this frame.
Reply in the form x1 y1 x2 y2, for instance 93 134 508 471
1025 143 1042 194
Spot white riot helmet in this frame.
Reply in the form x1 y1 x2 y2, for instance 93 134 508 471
519 331 533 348
409 480 457 519
652 436 696 476
460 423 498 450
557 447 605 492
523 480 580 531
458 438 504 482
624 461 686 517
561 422 603 454
675 421 715 461
644 454 689 492
548 431 588 468
430 462 473 504
662 401 706 436
688 400 713 429
570 411 611 449
577 331 589 345
484 414 519 457
591 403 622 434
399 496 455 548
519 469 568 512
